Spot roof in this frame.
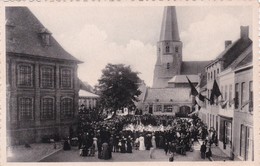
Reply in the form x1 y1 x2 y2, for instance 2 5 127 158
144 88 191 103
228 44 252 70
6 7 81 63
79 90 99 98
168 75 199 83
79 79 95 93
159 6 180 41
207 37 252 69
199 70 207 88
181 61 210 75
235 51 252 69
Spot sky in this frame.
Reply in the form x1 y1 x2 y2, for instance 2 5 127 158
29 6 252 87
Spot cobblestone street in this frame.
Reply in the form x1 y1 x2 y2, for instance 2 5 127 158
39 141 229 162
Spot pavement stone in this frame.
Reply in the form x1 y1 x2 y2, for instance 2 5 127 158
40 141 210 162
7 142 62 162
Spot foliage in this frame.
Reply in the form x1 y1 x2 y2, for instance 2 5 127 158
96 64 141 114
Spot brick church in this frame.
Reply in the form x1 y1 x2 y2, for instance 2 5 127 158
141 6 209 115
6 7 82 144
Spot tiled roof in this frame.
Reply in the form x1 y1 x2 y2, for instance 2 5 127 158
227 44 252 70
181 61 210 75
144 88 191 103
79 90 99 98
168 75 199 83
6 7 81 63
215 38 252 69
235 51 252 69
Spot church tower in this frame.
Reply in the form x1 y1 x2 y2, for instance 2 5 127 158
152 6 183 88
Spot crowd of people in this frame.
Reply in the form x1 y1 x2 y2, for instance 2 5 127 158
63 109 217 161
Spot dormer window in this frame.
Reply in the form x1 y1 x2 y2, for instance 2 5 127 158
6 19 15 28
39 28 52 46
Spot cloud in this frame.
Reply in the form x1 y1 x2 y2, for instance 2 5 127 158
56 24 156 87
180 13 241 61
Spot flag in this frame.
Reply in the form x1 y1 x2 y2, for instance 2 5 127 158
210 80 222 105
220 100 228 109
188 109 199 116
194 100 201 110
186 76 198 96
240 100 250 110
195 93 207 108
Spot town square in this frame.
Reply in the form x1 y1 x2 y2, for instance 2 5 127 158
5 5 254 162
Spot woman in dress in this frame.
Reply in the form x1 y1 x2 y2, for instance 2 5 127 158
139 135 145 151
126 137 132 153
93 137 98 152
120 137 126 153
101 142 110 160
152 134 156 149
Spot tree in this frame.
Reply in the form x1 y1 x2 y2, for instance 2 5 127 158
96 63 141 116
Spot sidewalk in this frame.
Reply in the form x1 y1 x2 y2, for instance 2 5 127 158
197 140 230 162
7 142 62 162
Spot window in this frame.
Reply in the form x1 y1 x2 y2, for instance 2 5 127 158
41 97 55 120
41 66 54 88
164 105 172 112
17 64 33 87
155 105 162 112
229 85 232 107
208 73 210 81
241 82 246 108
19 97 34 120
166 46 170 53
167 63 170 69
61 97 73 119
214 70 216 79
217 68 219 74
175 46 178 53
158 47 161 53
249 81 253 112
211 72 213 79
235 83 239 109
61 68 72 88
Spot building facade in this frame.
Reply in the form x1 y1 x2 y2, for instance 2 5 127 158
6 7 81 145
198 26 253 160
78 90 99 111
233 53 253 161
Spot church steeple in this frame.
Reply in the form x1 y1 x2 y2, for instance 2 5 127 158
159 6 180 42
152 6 183 88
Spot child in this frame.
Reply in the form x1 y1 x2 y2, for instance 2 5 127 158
169 153 174 162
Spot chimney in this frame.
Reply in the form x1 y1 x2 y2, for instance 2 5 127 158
240 26 249 39
225 40 232 48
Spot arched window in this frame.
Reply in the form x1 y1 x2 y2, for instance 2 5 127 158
41 66 54 88
175 46 179 53
167 63 170 69
61 68 73 88
166 46 170 53
41 97 55 120
61 97 73 119
19 97 34 120
17 64 33 87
